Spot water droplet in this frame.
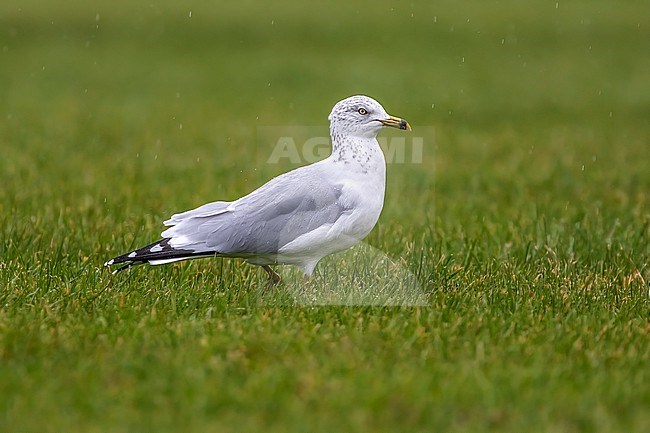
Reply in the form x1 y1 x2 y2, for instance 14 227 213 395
189 10 192 18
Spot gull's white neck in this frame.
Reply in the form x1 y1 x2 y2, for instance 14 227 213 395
328 132 386 176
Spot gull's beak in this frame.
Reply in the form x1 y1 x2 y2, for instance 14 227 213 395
380 115 411 131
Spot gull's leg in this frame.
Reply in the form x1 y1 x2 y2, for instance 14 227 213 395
262 265 281 289
299 274 311 294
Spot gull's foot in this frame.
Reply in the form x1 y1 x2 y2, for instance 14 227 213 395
262 265 282 290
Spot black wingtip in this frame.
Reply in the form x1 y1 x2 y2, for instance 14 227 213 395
104 238 216 273
112 262 136 274
104 255 140 274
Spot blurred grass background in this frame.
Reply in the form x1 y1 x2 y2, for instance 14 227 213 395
0 0 649 432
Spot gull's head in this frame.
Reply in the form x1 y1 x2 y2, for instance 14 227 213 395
328 95 411 139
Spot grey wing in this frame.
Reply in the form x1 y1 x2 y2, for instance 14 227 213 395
211 179 344 254
161 168 345 256
163 200 231 225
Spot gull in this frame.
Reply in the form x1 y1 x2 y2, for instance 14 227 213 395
104 95 411 285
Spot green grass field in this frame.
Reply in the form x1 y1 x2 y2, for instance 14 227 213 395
1 0 649 431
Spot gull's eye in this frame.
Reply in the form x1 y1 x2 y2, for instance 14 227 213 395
357 107 368 115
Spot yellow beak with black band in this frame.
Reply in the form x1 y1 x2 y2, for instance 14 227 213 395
379 115 411 131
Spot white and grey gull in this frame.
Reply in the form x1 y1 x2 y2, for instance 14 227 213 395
104 95 411 284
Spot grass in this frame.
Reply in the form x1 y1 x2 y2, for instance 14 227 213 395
1 0 649 431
